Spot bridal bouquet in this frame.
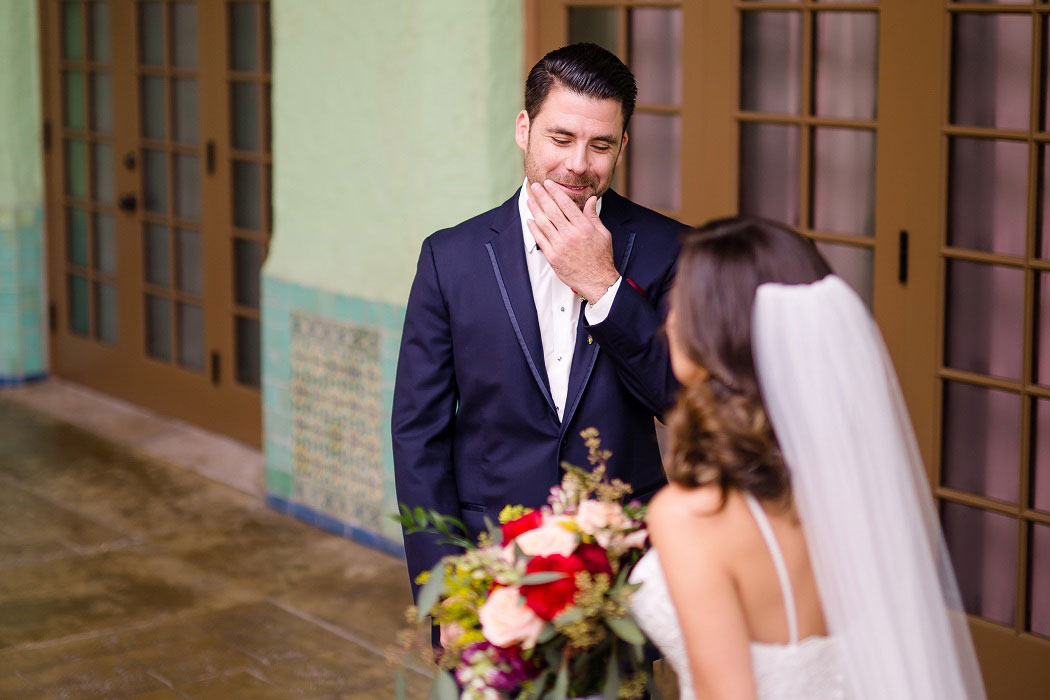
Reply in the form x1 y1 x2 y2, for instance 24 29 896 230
395 429 653 700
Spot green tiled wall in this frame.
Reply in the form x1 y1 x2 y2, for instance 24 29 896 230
262 273 405 553
0 205 47 383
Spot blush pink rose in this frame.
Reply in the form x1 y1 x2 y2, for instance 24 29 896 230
513 518 578 558
478 586 545 649
575 500 632 547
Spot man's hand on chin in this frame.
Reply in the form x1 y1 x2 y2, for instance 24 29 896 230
526 179 619 304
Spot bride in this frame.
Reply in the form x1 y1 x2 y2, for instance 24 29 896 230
630 217 986 699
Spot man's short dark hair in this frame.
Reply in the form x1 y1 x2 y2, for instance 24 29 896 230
525 43 638 132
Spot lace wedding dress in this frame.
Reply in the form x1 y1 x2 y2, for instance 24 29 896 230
629 493 851 700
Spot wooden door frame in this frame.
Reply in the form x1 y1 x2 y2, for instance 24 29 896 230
39 0 264 446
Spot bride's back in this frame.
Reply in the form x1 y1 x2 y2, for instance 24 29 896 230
649 482 827 646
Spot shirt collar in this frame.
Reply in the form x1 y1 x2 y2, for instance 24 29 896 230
518 178 603 254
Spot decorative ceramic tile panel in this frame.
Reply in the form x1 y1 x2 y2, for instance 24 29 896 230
0 204 46 382
289 310 384 532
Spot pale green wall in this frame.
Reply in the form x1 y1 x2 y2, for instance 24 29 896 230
0 0 43 208
0 0 46 381
266 0 525 306
263 0 526 552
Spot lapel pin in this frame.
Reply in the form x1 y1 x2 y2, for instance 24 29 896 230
587 335 593 345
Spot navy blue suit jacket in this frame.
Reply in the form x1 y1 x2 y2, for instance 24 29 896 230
392 188 685 596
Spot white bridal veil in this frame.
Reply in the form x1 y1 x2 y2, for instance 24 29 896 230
751 275 986 699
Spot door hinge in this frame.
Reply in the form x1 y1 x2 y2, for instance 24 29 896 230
898 230 909 285
48 303 57 333
42 120 51 153
210 351 221 385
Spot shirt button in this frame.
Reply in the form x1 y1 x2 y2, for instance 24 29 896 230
560 306 565 312
557 356 562 362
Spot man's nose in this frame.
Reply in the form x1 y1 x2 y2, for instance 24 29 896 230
565 144 589 175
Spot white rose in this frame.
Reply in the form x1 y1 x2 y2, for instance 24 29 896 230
513 519 578 558
478 586 545 648
575 500 631 537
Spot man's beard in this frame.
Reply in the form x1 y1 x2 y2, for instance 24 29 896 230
523 148 611 209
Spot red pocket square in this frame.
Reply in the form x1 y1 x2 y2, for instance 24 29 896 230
625 277 648 299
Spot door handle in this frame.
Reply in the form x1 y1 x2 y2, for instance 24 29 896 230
118 194 138 212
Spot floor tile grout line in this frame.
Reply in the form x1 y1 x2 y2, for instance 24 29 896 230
264 598 435 680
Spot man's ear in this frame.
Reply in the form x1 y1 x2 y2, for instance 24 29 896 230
616 130 629 167
514 110 530 153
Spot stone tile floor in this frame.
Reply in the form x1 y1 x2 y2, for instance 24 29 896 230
0 393 432 699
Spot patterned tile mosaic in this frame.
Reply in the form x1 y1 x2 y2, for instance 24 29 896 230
262 274 405 557
289 311 384 533
0 204 47 383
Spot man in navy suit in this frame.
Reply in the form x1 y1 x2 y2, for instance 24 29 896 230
393 43 685 607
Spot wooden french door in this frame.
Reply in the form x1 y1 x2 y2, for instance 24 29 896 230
40 0 271 446
532 0 1050 695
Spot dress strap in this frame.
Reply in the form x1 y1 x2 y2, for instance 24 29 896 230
742 492 799 645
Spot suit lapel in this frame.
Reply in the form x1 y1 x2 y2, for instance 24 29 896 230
560 190 637 433
485 190 556 414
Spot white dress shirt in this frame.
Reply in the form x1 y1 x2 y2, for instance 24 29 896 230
518 179 622 421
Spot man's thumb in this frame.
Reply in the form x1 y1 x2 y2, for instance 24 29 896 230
584 196 599 219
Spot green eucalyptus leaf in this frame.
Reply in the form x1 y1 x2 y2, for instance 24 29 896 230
537 622 557 644
606 614 646 646
520 571 567 585
416 559 448 621
435 535 474 549
549 657 569 700
631 642 645 664
395 668 406 700
553 607 584 626
430 668 458 700
413 506 428 525
484 515 503 544
446 515 468 535
526 669 551 699
431 512 450 536
602 645 620 700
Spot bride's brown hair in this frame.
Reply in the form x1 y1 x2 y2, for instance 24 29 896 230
665 217 832 504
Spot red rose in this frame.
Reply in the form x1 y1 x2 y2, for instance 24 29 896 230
574 542 613 578
502 510 544 546
521 553 585 620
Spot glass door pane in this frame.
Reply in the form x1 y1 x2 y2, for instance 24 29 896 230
738 6 879 308
566 4 683 215
228 0 271 388
939 5 1048 650
138 0 203 371
60 0 118 344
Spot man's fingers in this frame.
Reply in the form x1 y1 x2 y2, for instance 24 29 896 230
530 181 571 231
543 180 587 225
525 196 558 238
527 218 554 256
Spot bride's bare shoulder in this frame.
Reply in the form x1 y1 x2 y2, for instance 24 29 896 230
647 482 730 530
647 483 740 564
